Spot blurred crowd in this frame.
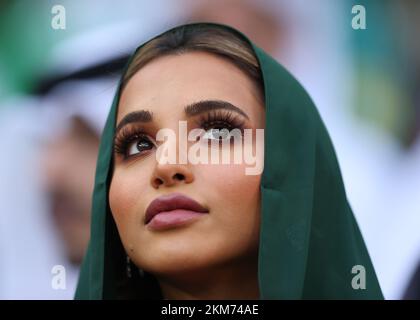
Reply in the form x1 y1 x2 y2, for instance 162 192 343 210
0 0 419 299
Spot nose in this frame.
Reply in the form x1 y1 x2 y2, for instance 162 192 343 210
151 163 194 188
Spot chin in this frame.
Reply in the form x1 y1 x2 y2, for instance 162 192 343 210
136 251 217 276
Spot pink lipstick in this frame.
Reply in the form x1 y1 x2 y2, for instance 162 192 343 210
145 193 209 231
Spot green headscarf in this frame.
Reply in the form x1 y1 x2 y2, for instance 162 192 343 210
75 22 383 299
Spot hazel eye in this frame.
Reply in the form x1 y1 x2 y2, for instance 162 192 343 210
127 137 154 156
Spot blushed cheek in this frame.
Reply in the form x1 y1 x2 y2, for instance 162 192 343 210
201 163 261 256
109 178 128 227
200 163 261 207
109 172 146 224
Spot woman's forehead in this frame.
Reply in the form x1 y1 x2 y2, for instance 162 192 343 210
116 51 263 124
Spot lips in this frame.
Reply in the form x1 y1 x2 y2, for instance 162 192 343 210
144 193 209 225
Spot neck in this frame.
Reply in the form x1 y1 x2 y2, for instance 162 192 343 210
156 257 260 300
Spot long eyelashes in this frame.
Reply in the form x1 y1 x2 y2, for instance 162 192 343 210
195 110 246 134
113 126 151 157
113 110 247 159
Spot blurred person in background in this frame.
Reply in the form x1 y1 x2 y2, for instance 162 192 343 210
39 80 118 266
0 74 119 299
42 115 99 265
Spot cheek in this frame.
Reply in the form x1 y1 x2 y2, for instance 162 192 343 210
198 162 261 241
200 163 261 207
109 167 149 230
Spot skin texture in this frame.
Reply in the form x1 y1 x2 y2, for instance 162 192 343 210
109 51 265 299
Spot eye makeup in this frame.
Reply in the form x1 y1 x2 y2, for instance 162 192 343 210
194 109 246 134
113 125 153 158
113 109 248 161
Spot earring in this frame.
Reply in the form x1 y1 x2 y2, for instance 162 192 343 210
126 255 132 278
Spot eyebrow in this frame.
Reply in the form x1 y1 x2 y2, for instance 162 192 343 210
115 99 249 136
115 110 153 134
184 100 249 119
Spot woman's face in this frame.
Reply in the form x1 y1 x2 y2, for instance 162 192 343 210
109 51 265 278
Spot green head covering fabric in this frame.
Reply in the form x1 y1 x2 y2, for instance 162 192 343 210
75 22 383 299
